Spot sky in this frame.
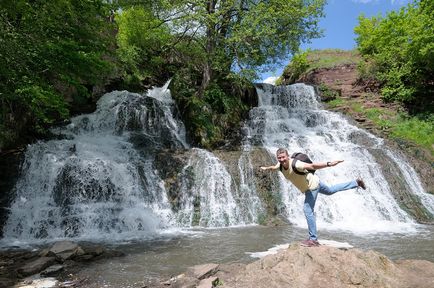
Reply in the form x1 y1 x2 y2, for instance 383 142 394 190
262 0 413 83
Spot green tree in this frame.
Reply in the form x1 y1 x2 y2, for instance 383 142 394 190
354 0 434 111
115 5 174 87
166 0 325 97
0 0 115 149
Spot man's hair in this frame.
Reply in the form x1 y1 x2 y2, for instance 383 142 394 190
276 148 288 156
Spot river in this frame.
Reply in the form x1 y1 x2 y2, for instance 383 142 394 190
74 224 434 287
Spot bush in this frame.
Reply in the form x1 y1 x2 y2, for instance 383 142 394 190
281 50 310 84
354 1 434 110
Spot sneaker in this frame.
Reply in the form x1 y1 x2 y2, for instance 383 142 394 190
300 239 320 247
356 178 366 190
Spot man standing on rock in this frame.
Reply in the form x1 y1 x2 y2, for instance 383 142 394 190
260 148 366 247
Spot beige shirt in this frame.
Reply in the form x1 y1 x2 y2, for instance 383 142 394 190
279 159 320 193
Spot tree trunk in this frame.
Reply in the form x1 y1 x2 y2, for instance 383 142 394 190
198 62 212 98
197 0 217 98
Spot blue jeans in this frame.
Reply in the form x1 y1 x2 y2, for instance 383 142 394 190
304 180 358 241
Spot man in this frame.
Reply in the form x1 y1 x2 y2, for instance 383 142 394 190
260 148 366 247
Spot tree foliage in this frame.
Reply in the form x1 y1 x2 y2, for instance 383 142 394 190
1 0 325 149
0 0 115 149
164 0 325 94
354 0 434 112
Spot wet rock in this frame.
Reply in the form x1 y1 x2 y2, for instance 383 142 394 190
0 149 25 237
368 148 433 222
0 277 15 288
18 257 56 277
49 241 85 261
40 264 64 277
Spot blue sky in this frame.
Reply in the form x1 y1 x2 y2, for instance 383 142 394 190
261 0 413 83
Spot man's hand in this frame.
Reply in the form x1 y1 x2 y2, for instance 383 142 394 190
328 160 344 167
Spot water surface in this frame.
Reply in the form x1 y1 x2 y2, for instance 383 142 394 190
75 224 434 288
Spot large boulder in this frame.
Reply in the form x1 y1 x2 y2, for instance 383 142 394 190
47 241 85 261
161 243 434 288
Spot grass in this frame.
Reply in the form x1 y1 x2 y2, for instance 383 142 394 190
390 115 434 154
305 49 361 71
279 49 361 85
365 106 432 155
326 98 344 108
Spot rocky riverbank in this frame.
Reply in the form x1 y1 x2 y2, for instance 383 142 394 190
3 239 434 288
157 243 434 288
0 241 124 288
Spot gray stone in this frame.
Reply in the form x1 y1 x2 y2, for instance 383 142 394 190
49 241 78 254
197 276 218 288
40 264 64 276
186 263 219 280
161 274 198 288
18 257 57 276
49 241 84 261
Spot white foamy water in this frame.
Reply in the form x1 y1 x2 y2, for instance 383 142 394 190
1 83 188 246
249 83 433 235
175 148 247 227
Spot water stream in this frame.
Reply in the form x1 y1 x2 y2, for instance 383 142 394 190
249 83 432 233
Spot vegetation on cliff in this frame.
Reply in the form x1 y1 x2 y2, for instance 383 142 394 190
355 0 433 112
0 0 326 150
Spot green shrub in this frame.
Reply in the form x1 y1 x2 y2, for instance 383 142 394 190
281 50 310 83
354 2 434 109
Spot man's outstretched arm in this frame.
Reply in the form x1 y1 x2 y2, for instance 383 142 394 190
260 163 280 171
301 160 344 170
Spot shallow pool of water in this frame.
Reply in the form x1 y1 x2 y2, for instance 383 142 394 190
74 223 434 287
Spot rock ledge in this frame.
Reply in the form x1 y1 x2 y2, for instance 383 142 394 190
160 243 434 288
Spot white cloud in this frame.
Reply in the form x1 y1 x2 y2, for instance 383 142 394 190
263 76 278 85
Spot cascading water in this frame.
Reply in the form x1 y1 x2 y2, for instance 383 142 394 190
2 80 432 247
248 83 434 234
2 82 189 245
176 148 242 227
1 81 266 246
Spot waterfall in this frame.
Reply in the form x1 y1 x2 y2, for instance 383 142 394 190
2 83 187 245
2 80 432 246
175 148 243 227
237 130 264 224
249 83 434 234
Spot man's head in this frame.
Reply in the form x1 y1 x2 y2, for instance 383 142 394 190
276 148 289 165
